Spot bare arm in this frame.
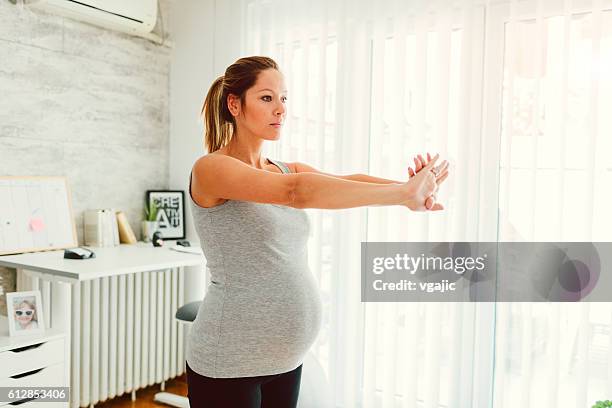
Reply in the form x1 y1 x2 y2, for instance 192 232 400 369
292 156 441 210
341 174 401 184
193 154 439 211
291 158 449 186
290 157 446 210
292 173 406 209
291 161 400 184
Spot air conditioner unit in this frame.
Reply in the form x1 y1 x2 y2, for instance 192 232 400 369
24 0 161 42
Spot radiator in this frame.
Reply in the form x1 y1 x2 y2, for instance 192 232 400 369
19 267 186 408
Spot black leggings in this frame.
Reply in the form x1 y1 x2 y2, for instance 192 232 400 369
186 362 303 408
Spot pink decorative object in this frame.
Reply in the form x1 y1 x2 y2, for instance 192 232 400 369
29 217 45 232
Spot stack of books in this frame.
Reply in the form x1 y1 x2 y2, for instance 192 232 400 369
84 209 137 246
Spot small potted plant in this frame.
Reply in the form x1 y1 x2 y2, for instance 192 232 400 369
142 200 159 243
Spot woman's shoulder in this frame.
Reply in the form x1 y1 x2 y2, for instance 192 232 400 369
194 151 228 164
192 152 232 174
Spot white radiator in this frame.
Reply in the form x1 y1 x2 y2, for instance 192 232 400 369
20 267 186 408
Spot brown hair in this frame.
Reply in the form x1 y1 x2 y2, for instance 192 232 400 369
201 56 279 153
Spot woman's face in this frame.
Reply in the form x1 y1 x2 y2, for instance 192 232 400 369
15 302 34 326
229 68 287 141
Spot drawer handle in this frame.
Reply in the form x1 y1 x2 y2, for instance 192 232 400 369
10 343 44 353
10 368 44 379
9 397 37 405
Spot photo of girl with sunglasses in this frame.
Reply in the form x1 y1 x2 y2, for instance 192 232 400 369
13 299 38 330
5 290 45 337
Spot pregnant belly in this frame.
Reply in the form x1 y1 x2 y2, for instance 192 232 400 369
219 274 323 360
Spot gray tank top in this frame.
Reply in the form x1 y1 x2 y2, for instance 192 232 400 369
186 157 323 378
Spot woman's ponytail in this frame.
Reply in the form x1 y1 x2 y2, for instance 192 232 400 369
202 75 232 153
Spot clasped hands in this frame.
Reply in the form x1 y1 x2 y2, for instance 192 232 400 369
404 152 450 211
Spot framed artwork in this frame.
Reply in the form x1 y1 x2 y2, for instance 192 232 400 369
145 190 186 240
6 290 45 337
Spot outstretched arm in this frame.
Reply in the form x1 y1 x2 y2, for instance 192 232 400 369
194 153 441 211
292 162 401 184
290 152 450 210
291 153 449 186
293 155 441 210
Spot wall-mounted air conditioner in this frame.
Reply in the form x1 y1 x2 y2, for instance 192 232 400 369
18 0 162 43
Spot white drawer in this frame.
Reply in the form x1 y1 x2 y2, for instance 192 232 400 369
0 363 65 407
0 362 64 388
0 339 64 378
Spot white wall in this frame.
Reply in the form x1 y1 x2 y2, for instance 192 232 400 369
168 0 244 302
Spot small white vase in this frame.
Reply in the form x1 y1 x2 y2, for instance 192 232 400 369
142 221 159 242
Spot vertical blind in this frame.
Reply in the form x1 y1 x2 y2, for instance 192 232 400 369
238 0 612 406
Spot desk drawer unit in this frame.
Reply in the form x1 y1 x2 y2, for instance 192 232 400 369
21 268 187 408
0 338 65 379
0 362 65 407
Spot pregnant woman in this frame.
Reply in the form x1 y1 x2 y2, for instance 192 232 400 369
186 56 449 407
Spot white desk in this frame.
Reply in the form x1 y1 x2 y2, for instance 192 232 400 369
0 243 204 408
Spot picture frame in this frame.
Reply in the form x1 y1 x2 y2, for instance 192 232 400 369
6 290 45 337
145 190 186 240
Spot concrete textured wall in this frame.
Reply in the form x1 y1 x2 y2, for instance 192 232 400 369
0 0 172 314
